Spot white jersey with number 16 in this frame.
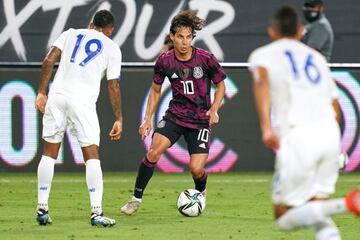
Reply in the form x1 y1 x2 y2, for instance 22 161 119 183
248 38 338 135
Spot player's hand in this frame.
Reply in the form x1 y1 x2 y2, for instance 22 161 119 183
262 128 280 150
206 109 219 126
109 120 122 141
35 93 48 113
139 119 152 140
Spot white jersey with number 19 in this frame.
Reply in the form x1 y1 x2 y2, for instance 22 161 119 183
248 38 338 136
50 28 122 104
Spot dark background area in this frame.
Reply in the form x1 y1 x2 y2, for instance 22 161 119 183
0 66 359 172
0 0 359 63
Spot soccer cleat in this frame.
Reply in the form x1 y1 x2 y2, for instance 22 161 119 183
120 199 141 215
36 209 52 225
201 189 207 199
90 213 116 227
345 188 360 217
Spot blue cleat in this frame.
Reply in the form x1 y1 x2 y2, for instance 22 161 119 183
36 209 52 225
90 213 116 227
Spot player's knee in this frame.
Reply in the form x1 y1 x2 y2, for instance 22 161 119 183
189 166 203 179
274 207 294 231
147 149 161 162
276 215 296 231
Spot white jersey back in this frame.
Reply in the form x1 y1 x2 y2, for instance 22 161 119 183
50 28 122 104
248 39 338 135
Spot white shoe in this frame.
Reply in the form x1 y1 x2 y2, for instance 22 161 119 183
121 199 141 215
201 189 207 199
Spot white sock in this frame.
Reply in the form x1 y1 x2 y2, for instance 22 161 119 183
314 218 341 240
277 199 347 230
86 159 103 215
132 196 142 202
37 155 55 211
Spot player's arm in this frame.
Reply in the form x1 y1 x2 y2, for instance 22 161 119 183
35 46 61 113
207 80 225 126
108 79 123 141
252 67 279 150
139 82 162 139
332 99 342 126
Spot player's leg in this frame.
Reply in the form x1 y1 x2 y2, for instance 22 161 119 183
70 101 115 227
185 127 210 197
81 145 115 227
189 154 208 197
37 141 61 225
273 122 359 239
121 120 181 215
36 94 66 225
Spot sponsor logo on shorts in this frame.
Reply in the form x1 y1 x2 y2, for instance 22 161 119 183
198 143 206 149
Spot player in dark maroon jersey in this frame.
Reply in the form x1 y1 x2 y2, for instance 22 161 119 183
121 10 226 215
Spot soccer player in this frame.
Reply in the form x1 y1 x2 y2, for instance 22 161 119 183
121 10 226 215
248 6 360 240
35 10 122 227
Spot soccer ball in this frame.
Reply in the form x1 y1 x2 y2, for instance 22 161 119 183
177 189 206 217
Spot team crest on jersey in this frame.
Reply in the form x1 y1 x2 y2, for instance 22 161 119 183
157 120 166 128
193 66 203 79
179 68 190 78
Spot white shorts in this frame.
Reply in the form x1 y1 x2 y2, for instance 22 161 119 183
272 120 341 207
42 94 100 147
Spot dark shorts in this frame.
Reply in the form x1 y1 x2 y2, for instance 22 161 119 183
154 119 210 155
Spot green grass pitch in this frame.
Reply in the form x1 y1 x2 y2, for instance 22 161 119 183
0 172 359 239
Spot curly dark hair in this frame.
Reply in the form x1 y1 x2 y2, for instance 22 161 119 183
170 10 206 38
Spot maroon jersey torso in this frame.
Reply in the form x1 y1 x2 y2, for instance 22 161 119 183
153 47 226 129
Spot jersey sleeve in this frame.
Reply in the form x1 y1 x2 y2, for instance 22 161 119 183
52 29 72 51
106 46 122 80
248 48 271 75
208 54 226 84
153 56 166 85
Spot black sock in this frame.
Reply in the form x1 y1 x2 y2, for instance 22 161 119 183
133 157 156 199
193 171 208 192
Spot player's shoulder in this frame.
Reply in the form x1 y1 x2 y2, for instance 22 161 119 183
157 49 174 64
248 41 276 62
195 47 214 59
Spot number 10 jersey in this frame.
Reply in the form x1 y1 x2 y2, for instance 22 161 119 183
153 47 226 129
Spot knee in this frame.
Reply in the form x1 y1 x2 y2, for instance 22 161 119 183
276 215 294 231
274 206 293 231
147 148 161 162
189 165 204 179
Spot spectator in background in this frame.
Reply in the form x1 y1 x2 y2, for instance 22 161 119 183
301 0 334 61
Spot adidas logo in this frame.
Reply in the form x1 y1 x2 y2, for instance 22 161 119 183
198 143 206 149
171 73 178 78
